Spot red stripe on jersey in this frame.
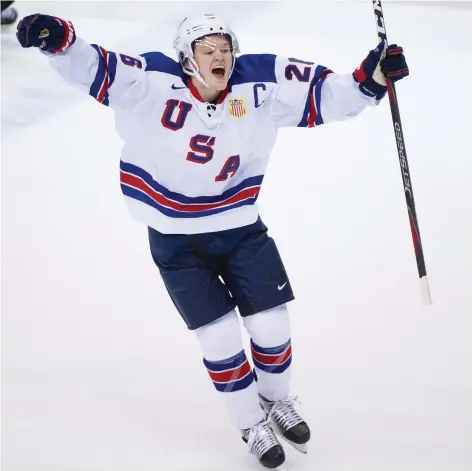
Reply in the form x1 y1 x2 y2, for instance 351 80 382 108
97 46 110 103
307 92 317 128
307 69 332 128
120 172 260 213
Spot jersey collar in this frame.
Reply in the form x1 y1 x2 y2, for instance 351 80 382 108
187 77 228 105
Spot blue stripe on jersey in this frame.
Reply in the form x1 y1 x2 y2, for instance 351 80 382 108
89 45 118 106
120 160 263 205
314 73 328 126
121 185 260 219
99 52 118 107
297 64 329 127
140 52 186 78
230 54 277 86
89 44 106 99
108 52 118 90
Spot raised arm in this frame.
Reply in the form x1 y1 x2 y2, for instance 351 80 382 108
16 14 149 110
267 42 408 127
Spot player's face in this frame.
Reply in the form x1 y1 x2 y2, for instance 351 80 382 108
193 35 233 91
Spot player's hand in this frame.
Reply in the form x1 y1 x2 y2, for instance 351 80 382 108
16 14 76 53
353 42 409 100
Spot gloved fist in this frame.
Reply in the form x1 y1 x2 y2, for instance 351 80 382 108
353 42 409 100
16 14 76 53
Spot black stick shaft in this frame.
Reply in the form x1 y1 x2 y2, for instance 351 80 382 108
372 0 431 304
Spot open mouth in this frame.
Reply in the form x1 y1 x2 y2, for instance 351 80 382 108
212 65 226 79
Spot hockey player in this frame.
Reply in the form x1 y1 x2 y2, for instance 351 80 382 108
16 13 409 469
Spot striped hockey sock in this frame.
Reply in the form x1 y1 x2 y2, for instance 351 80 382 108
250 338 292 401
203 350 265 430
204 350 254 392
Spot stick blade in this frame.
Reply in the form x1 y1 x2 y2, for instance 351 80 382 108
420 276 432 306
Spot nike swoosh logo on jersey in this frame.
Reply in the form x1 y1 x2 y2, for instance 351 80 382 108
171 84 186 90
278 282 287 290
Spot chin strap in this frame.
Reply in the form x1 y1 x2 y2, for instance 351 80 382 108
183 56 210 88
181 52 237 89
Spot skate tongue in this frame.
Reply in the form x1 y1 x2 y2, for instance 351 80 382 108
246 420 277 455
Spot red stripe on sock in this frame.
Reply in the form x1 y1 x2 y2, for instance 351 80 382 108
207 359 252 383
251 345 292 366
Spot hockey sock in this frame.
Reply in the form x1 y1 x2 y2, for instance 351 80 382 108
243 304 292 401
195 310 265 430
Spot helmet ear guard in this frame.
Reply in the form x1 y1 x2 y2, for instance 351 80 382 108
173 14 240 87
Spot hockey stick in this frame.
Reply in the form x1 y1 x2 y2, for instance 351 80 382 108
372 0 432 305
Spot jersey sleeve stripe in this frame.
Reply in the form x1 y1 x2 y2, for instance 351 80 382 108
309 68 333 127
89 45 117 106
298 65 333 128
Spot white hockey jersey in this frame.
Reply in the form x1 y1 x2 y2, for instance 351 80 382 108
48 38 379 234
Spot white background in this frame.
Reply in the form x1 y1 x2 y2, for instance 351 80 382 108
2 1 471 470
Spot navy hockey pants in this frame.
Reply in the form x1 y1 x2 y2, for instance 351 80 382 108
148 217 294 330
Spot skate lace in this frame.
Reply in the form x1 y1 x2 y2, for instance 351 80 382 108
246 420 278 458
269 396 303 430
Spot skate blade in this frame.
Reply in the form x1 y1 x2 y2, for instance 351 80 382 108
288 441 308 454
274 465 288 471
268 421 309 455
278 434 308 454
254 459 287 471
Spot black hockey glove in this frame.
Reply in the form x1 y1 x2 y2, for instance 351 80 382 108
353 42 409 100
16 14 76 53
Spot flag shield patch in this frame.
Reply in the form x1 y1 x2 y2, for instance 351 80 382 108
229 98 247 118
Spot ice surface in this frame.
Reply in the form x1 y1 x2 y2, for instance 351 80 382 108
2 1 471 470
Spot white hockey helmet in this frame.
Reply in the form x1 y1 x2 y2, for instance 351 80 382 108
173 13 240 86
